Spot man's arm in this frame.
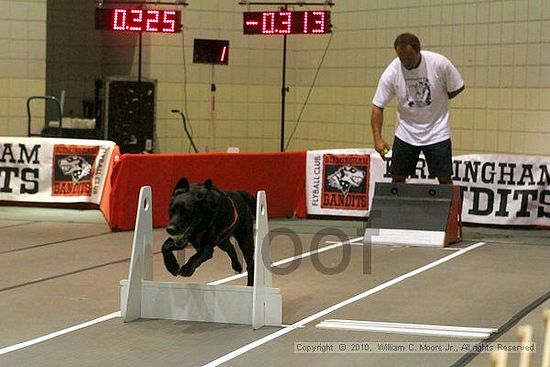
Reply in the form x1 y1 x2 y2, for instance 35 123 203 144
371 105 390 155
448 85 464 100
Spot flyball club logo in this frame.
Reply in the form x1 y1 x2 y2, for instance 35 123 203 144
52 145 98 196
321 154 370 210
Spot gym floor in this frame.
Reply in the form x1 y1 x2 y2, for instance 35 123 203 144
0 207 549 367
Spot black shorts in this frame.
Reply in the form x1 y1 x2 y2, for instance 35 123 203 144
389 136 453 178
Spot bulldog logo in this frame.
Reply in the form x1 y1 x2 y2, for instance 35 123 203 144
57 155 92 183
327 165 366 196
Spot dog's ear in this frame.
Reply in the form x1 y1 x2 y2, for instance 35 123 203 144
173 177 190 195
203 179 213 190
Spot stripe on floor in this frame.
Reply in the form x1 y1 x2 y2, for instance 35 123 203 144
316 319 497 339
201 241 487 366
0 312 121 356
0 237 362 354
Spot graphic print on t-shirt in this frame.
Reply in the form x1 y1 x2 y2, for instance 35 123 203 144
405 77 432 108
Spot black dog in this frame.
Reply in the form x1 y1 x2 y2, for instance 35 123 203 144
161 178 256 286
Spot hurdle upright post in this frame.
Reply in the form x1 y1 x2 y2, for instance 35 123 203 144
123 186 153 322
490 350 508 367
517 325 533 367
252 190 273 330
543 309 550 367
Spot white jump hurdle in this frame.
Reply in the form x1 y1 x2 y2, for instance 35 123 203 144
120 187 282 329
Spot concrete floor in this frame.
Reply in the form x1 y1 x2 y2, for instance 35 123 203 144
0 207 549 367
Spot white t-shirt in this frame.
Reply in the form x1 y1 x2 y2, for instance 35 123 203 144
372 50 464 146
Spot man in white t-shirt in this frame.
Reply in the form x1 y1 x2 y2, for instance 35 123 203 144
371 33 464 184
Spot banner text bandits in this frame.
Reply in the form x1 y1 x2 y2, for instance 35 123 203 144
383 158 550 219
52 145 99 197
321 154 369 210
0 143 40 194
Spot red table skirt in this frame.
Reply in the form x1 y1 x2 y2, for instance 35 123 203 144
103 151 307 231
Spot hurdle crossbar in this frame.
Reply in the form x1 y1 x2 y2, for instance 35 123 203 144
120 187 282 328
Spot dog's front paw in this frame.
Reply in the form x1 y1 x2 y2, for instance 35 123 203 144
177 263 196 277
231 260 243 274
161 239 180 276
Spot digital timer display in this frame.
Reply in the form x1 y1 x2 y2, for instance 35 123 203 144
193 39 230 65
95 8 182 33
243 11 331 35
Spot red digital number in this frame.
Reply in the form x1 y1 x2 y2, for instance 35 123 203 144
262 12 292 34
128 9 143 31
145 10 160 32
112 8 127 30
103 7 179 33
162 10 177 32
311 11 325 33
220 46 227 63
279 12 291 34
262 12 275 34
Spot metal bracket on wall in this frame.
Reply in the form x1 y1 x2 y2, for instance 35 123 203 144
95 1 188 7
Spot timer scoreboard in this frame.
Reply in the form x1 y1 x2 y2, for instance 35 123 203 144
95 7 182 33
193 39 230 65
243 10 331 35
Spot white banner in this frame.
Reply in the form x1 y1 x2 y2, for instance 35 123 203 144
448 154 550 226
0 137 116 205
306 148 550 226
306 148 384 217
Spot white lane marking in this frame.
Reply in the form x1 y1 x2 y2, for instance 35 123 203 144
0 312 121 356
201 242 486 366
0 236 362 354
316 319 497 339
281 324 305 329
326 238 363 245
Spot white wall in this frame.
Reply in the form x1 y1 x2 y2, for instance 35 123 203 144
2 0 549 157
145 0 550 155
0 0 47 137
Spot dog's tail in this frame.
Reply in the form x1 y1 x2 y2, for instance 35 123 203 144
237 190 257 216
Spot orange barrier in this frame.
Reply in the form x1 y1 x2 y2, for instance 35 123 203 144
105 151 307 231
98 145 120 225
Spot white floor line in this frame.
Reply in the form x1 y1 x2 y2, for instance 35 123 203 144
201 241 486 367
319 319 498 333
208 236 364 285
316 319 497 339
0 311 121 356
281 324 305 329
0 236 362 355
326 238 363 245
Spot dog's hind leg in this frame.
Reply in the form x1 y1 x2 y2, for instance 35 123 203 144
161 238 181 276
233 223 255 286
217 239 243 274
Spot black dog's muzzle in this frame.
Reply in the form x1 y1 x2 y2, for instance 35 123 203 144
166 226 193 249
161 226 193 276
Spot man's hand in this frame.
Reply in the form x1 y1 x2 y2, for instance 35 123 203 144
374 138 391 157
371 105 390 157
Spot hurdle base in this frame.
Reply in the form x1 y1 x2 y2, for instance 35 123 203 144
364 228 448 247
120 280 282 326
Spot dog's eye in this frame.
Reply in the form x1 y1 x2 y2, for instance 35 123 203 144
195 192 204 200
